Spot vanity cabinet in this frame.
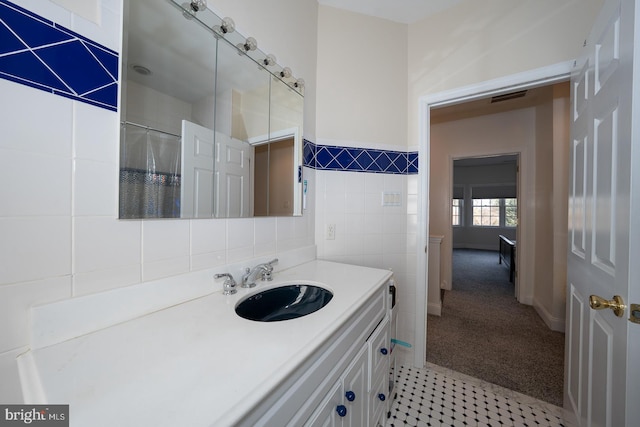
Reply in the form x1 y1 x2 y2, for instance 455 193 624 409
306 345 368 426
240 281 391 426
305 318 390 427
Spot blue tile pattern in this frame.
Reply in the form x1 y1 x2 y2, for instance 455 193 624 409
304 140 419 174
0 0 119 111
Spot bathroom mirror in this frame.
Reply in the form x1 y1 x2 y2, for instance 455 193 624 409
119 0 304 219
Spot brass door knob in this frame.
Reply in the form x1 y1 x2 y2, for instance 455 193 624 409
589 294 626 317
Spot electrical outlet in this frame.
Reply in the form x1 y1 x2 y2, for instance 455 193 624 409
326 224 336 240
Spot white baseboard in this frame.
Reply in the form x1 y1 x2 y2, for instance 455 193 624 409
533 298 565 332
427 301 442 316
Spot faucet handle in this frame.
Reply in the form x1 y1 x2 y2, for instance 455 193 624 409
261 269 273 281
214 273 237 295
261 259 278 281
266 258 278 268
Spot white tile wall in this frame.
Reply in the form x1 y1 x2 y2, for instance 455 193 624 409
254 217 277 256
190 219 227 265
142 220 191 281
73 216 142 295
0 217 73 285
73 101 120 163
0 149 71 217
73 159 118 216
226 218 256 263
316 166 414 355
312 141 420 366
0 277 71 352
0 79 73 156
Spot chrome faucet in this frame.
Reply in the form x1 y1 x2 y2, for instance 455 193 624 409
214 273 237 295
241 258 278 288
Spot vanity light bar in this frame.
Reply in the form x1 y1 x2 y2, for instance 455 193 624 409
170 0 304 94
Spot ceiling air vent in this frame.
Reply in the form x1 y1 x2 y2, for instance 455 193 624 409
491 90 527 103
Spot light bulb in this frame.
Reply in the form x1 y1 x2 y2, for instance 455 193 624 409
221 17 235 34
294 78 305 89
263 54 277 66
190 0 207 12
280 67 292 79
243 37 257 51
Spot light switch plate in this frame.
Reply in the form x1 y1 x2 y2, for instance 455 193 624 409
382 191 401 207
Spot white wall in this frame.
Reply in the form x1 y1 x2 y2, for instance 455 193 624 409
0 0 318 403
408 0 603 147
314 5 415 363
532 84 570 331
316 5 408 148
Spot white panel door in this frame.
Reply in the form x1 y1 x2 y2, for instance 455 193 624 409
214 132 253 217
566 0 639 425
181 120 214 218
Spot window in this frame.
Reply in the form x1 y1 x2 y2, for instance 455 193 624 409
452 199 463 226
504 198 518 227
472 198 517 227
472 198 500 226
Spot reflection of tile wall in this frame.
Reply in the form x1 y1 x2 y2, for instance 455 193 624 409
304 140 418 174
0 0 118 111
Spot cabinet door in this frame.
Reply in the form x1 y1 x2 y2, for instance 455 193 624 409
369 369 388 427
343 345 368 426
368 317 390 425
305 381 343 427
369 317 390 384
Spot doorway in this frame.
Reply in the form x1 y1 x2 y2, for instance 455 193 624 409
415 63 573 395
451 154 519 288
426 91 569 405
254 137 295 216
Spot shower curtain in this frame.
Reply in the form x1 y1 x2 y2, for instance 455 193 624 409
119 123 182 218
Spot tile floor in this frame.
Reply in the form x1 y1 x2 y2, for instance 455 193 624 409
388 364 576 427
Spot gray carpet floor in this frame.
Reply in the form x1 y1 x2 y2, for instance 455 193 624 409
426 249 565 407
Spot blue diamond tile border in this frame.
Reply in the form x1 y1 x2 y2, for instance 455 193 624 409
304 140 419 174
0 0 119 111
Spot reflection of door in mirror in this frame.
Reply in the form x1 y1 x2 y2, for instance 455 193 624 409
214 132 252 218
181 120 214 218
254 138 295 216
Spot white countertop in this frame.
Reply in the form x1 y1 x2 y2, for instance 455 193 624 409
24 260 391 426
